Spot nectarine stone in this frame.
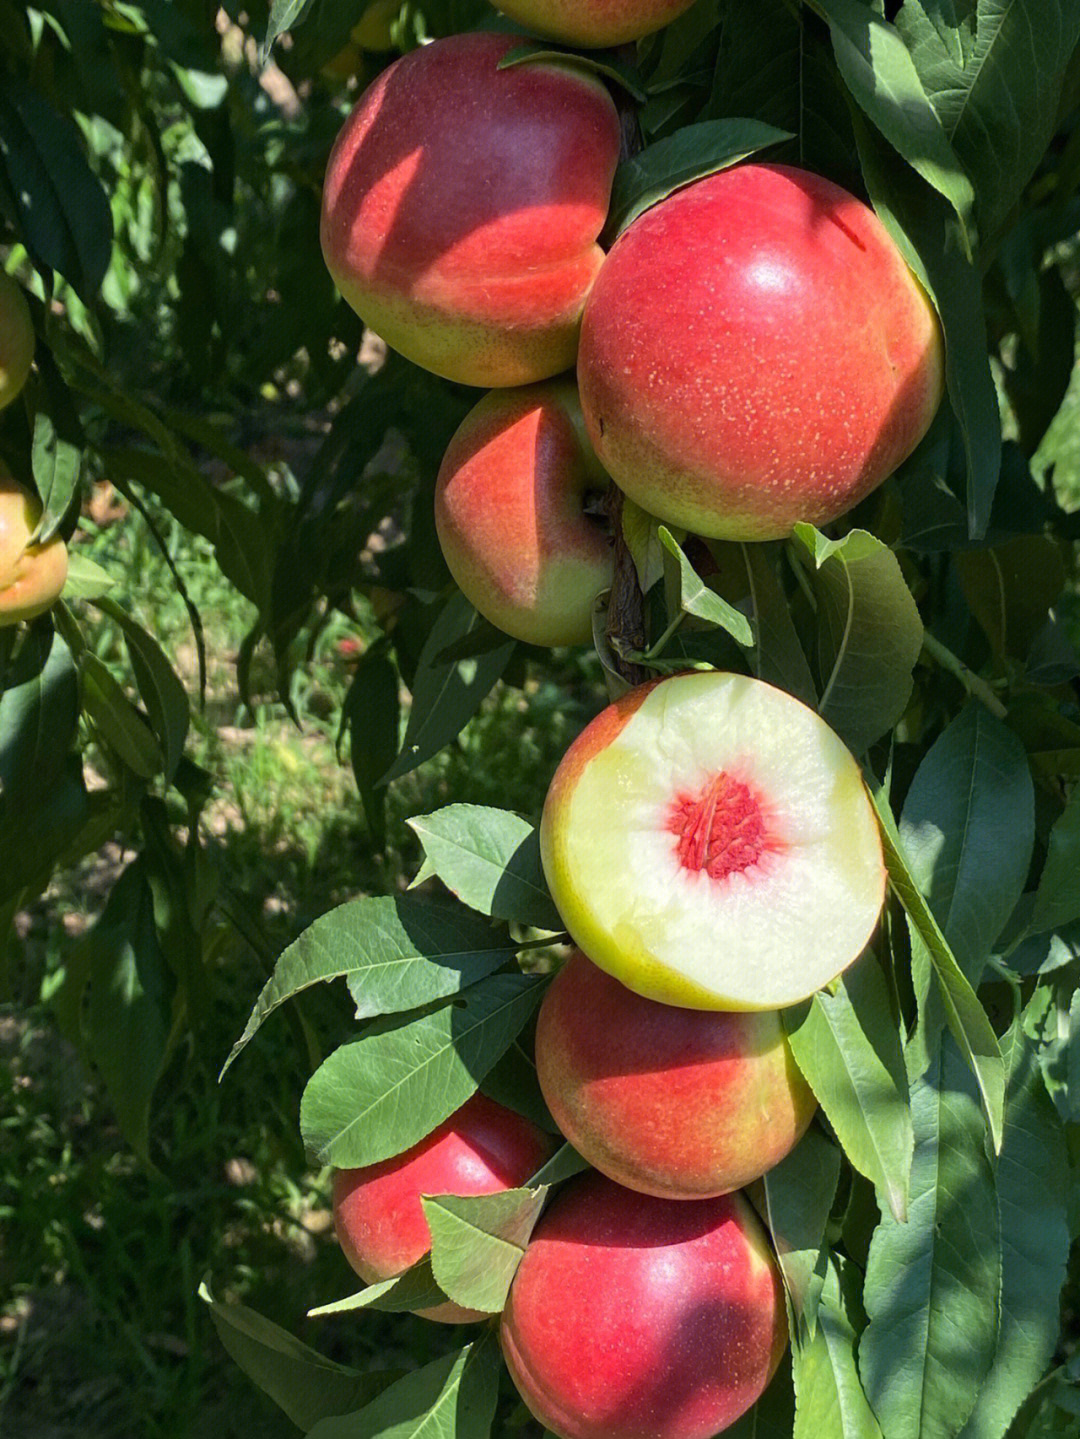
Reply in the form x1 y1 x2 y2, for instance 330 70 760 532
320 33 620 387
535 950 816 1198
540 671 886 1010
578 163 945 539
501 1173 787 1439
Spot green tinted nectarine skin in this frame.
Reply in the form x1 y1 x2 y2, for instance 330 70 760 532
0 466 68 626
435 380 614 646
535 950 816 1198
578 163 945 539
332 1092 553 1323
320 32 620 387
495 0 699 46
0 271 33 412
501 1173 788 1439
540 671 886 1011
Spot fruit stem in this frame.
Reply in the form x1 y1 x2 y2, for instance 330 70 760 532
921 631 1008 719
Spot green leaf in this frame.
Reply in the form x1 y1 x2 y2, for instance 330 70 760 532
340 646 399 847
265 0 315 51
784 957 913 1223
0 626 77 808
0 76 113 299
859 1043 1001 1439
223 895 518 1076
61 553 114 600
96 598 189 784
868 777 1005 1150
853 112 1001 539
309 1260 450 1318
307 1334 502 1439
526 1141 590 1188
741 543 817 707
896 0 1080 243
793 1252 883 1439
199 1279 391 1430
382 593 515 785
659 527 754 646
300 973 550 1168
607 118 793 237
955 538 1066 663
79 862 173 1162
407 806 562 931
899 704 1034 985
1030 786 1080 935
423 1185 548 1313
816 0 975 243
957 1013 1070 1439
762 1127 842 1332
621 498 665 595
31 407 81 539
80 652 163 780
790 526 923 754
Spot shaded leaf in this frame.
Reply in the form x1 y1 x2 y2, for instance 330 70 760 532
309 1260 449 1318
424 1186 548 1313
659 526 753 646
793 1252 883 1439
762 1126 842 1332
1030 786 1080 935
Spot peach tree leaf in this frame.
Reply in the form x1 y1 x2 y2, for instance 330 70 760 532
307 1333 502 1439
200 1279 397 1430
423 1185 548 1313
792 1253 883 1439
741 542 817 707
300 973 550 1167
859 1042 1001 1439
223 895 517 1077
762 1127 842 1337
659 526 753 646
407 805 562 931
308 1260 449 1318
790 525 923 755
1030 786 1080 936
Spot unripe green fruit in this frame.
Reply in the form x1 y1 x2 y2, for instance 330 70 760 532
495 0 699 47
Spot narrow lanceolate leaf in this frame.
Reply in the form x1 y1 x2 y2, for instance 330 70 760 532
424 1186 548 1313
900 704 1035 985
742 543 817 708
308 1260 449 1319
381 593 516 786
784 960 912 1222
896 0 1080 243
1030 786 1080 935
264 0 314 51
815 0 975 242
526 1141 591 1188
307 1333 502 1439
859 1044 1001 1439
0 627 77 807
340 645 399 849
763 1127 842 1333
869 777 1004 1151
199 1280 394 1430
659 526 754 646
607 118 792 237
793 1253 883 1439
957 1014 1070 1439
789 526 923 754
99 599 189 784
300 973 550 1168
407 806 563 931
223 895 517 1075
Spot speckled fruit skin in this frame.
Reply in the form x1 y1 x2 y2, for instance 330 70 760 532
332 1093 553 1323
0 271 33 412
435 380 614 646
495 0 699 46
535 950 816 1199
0 465 68 625
501 1173 787 1439
320 32 620 388
578 163 945 540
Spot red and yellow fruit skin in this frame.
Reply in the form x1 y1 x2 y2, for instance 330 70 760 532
435 380 614 646
0 466 68 626
495 0 699 46
332 1092 553 1324
535 949 816 1199
578 163 945 540
501 1172 788 1439
0 271 34 412
320 32 621 388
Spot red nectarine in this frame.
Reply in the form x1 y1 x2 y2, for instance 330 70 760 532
0 465 68 625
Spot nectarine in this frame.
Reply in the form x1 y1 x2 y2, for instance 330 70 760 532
495 0 699 47
539 671 886 1010
578 163 945 539
332 1092 552 1323
535 950 816 1198
320 32 620 387
501 1172 787 1439
0 465 68 625
435 380 614 646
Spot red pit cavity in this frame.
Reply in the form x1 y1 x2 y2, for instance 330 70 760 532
667 773 776 882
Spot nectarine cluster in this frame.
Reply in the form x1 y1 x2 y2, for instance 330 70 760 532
320 16 901 1437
